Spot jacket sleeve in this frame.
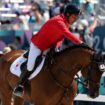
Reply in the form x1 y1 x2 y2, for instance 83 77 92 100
57 21 82 44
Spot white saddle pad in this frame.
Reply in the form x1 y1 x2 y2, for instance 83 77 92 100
10 56 45 80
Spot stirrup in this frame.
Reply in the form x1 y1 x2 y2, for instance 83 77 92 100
13 85 24 97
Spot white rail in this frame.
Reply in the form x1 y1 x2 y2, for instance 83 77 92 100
75 94 105 102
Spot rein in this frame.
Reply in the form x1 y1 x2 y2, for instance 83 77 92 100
75 74 88 89
46 48 73 91
75 71 100 90
49 68 73 91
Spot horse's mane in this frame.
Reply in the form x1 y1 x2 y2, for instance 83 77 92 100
54 44 95 56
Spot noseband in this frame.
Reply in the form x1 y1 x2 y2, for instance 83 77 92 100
86 63 100 87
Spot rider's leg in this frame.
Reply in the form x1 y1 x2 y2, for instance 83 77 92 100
13 42 41 97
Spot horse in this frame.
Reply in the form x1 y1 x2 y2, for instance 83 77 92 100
0 45 105 105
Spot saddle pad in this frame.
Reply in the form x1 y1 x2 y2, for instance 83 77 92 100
10 56 45 80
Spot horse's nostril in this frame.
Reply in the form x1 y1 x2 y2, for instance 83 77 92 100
87 90 99 99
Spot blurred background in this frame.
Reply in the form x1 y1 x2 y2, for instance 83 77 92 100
0 0 105 105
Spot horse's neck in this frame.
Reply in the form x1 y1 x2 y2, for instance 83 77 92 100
50 48 92 87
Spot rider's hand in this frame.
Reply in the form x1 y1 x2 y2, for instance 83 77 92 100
80 42 90 48
80 41 84 44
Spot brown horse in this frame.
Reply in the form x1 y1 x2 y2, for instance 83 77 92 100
0 45 104 105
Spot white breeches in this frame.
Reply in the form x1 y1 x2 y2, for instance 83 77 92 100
27 42 41 71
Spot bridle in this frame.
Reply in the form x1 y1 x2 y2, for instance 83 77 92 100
85 62 100 88
76 55 104 90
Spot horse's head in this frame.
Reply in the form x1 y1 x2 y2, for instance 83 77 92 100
81 51 105 98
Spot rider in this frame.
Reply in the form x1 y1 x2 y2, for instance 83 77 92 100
13 3 83 97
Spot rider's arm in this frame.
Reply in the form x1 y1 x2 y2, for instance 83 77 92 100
57 21 83 44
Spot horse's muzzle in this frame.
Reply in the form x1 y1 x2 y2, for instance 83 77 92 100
87 91 99 99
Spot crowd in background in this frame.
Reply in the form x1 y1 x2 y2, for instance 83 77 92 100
0 0 101 54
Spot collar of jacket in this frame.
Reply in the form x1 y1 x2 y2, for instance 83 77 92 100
60 14 70 29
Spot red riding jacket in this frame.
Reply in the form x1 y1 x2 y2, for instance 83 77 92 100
31 14 81 51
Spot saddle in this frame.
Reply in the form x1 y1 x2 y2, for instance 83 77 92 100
21 51 43 74
21 47 56 74
45 47 56 68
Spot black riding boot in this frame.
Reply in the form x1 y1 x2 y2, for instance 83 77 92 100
13 69 31 97
23 50 29 59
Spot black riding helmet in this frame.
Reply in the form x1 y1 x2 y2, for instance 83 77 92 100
64 3 81 17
